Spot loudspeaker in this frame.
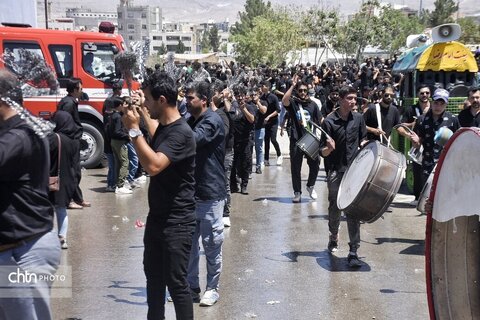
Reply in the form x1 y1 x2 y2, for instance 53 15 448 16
431 24 461 43
406 34 429 48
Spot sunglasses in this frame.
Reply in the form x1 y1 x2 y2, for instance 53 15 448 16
419 91 430 95
298 89 308 93
384 93 394 97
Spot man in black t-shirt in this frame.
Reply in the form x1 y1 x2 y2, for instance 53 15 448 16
282 76 322 203
260 80 283 166
320 86 368 268
363 85 400 143
458 87 480 127
123 71 197 320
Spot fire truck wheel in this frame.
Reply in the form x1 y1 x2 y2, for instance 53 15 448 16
80 122 104 169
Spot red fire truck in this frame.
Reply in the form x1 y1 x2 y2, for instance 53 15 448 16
0 23 139 168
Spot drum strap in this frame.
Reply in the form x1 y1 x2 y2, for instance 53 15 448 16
375 103 383 144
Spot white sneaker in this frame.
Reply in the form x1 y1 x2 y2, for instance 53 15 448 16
115 186 133 194
276 155 284 166
135 175 147 183
130 180 142 188
223 217 231 227
123 181 132 190
199 289 219 306
292 192 301 203
306 186 317 200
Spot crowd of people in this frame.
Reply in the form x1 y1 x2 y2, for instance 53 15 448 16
1 50 479 319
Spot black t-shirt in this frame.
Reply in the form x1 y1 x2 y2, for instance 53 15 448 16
262 92 280 125
363 103 400 140
320 110 367 173
255 99 267 129
148 117 196 225
285 98 322 141
401 103 425 123
233 102 256 141
458 108 480 127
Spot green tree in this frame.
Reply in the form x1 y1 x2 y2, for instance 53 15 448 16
157 42 167 55
231 0 272 36
458 17 480 44
301 8 340 63
425 0 458 27
232 7 302 66
209 25 221 52
176 40 186 54
374 5 424 55
200 30 211 53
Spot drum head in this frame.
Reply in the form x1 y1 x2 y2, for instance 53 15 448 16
337 142 376 210
426 127 480 319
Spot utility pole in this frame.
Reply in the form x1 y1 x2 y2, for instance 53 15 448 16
44 0 49 29
418 0 423 17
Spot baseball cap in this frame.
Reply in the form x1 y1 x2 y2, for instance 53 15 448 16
432 88 449 103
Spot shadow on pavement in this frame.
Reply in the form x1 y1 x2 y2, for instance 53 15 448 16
370 237 425 256
280 250 371 272
105 281 147 306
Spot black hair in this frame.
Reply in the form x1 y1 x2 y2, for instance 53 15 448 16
0 69 23 105
66 78 82 94
141 70 178 105
185 80 211 103
339 85 357 99
260 80 271 89
112 96 124 108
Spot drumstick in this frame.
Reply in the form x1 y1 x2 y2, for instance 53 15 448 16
308 120 333 141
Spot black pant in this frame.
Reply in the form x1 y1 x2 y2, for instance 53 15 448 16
289 138 320 193
327 171 360 252
264 123 281 161
412 162 423 200
232 137 253 189
144 219 195 320
71 139 84 203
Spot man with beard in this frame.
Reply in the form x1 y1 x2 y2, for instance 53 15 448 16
185 81 226 307
123 71 197 319
363 85 400 143
411 88 460 184
401 84 432 205
458 87 480 127
321 86 339 119
282 75 323 203
260 80 283 166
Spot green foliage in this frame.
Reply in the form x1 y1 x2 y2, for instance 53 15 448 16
301 8 339 47
231 7 302 66
176 40 186 54
157 42 167 55
200 30 211 53
231 0 272 36
209 25 221 52
424 0 458 27
458 17 480 44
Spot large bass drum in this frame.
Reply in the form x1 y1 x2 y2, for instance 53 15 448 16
426 127 480 320
416 164 437 213
337 140 407 223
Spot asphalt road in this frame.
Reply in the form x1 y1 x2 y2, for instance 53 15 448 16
51 133 429 319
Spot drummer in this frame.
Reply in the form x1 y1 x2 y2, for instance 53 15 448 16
282 74 323 203
411 88 459 184
320 85 367 268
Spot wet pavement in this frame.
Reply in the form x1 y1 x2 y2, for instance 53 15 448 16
51 140 429 320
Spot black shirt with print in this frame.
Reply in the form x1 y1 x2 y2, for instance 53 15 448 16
415 110 460 175
458 108 480 128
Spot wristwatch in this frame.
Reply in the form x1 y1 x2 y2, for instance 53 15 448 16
128 128 143 139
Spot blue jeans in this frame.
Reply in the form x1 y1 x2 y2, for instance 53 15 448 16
187 199 225 290
55 206 68 239
0 231 61 320
127 142 138 183
254 128 265 169
106 152 115 188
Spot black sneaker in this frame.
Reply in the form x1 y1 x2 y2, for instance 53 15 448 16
327 238 338 253
347 253 362 268
255 167 262 174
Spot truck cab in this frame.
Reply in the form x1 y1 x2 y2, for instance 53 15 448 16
0 24 137 168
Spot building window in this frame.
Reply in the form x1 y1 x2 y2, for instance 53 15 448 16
128 24 135 30
118 12 122 18
166 36 180 41
181 37 191 41
129 36 134 40
153 36 162 40
142 25 147 30
141 13 147 18
128 13 134 18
